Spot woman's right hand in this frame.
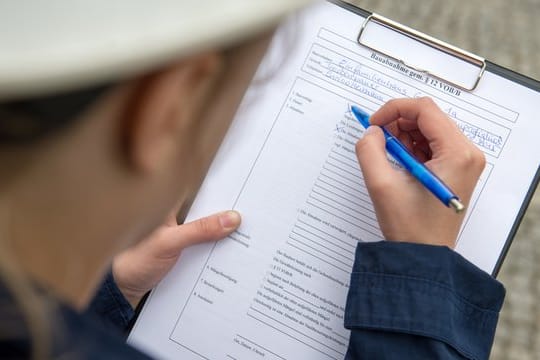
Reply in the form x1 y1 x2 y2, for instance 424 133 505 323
355 97 485 249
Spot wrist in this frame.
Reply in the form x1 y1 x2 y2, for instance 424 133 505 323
119 287 143 309
111 267 144 309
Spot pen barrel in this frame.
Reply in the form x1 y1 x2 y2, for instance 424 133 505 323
351 105 459 208
385 137 457 205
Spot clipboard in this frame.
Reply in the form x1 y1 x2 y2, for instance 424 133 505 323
128 1 540 358
334 0 540 92
130 0 540 326
331 0 540 276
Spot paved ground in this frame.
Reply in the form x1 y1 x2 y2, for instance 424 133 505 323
346 0 540 358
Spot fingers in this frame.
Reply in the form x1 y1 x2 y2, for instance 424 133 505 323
370 97 465 150
356 126 397 197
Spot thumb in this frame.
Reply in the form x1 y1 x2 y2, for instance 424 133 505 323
356 126 396 194
148 211 241 258
176 211 241 247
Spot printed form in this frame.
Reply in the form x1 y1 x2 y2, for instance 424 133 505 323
129 2 540 359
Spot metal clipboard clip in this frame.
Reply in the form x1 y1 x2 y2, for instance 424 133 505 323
357 14 486 92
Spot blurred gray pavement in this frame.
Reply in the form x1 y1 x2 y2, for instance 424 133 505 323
347 0 540 358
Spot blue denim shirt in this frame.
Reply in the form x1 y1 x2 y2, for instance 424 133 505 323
344 242 505 360
1 242 505 359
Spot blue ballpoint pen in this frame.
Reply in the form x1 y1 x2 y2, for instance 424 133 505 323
350 105 465 213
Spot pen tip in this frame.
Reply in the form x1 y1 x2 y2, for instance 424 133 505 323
351 105 369 119
350 105 371 129
449 198 465 213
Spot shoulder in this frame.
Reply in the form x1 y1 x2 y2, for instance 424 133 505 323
0 283 150 359
58 303 151 359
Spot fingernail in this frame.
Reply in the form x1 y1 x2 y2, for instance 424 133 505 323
219 211 241 230
364 126 377 135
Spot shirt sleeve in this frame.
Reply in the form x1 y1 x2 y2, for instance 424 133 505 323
344 242 505 360
86 271 135 336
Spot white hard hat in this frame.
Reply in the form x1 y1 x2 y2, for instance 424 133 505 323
0 0 312 101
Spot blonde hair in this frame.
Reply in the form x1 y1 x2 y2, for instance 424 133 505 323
0 190 50 359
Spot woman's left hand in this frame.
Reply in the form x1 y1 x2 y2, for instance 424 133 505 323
112 209 241 308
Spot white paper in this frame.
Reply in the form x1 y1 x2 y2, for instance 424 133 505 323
128 2 540 359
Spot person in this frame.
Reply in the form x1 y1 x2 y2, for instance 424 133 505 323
0 1 504 359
